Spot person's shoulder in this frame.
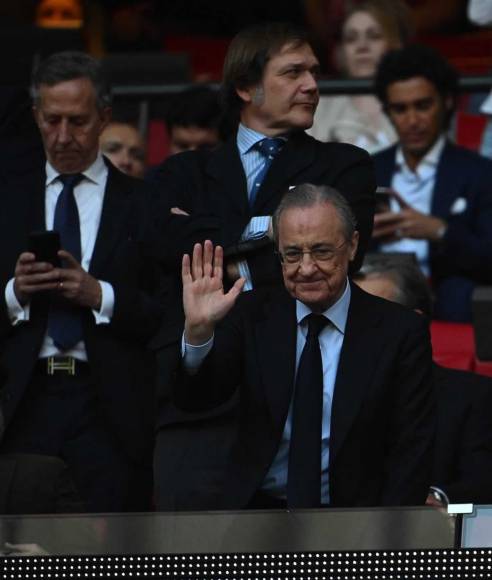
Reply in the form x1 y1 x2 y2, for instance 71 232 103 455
351 282 426 330
305 132 371 162
441 142 492 183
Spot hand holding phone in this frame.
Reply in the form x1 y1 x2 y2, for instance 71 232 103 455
27 230 61 267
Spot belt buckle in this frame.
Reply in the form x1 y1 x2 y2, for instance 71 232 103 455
47 356 76 376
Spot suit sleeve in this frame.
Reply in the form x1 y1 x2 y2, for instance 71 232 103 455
147 154 225 271
435 374 492 503
381 318 436 505
172 298 247 413
435 157 492 283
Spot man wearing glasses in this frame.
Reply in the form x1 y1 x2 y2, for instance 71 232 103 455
171 183 435 510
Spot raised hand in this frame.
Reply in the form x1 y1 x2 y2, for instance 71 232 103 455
183 240 245 345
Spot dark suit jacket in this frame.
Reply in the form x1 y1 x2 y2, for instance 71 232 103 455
433 364 492 504
151 131 376 283
172 283 435 509
0 454 84 514
0 159 165 464
373 141 492 321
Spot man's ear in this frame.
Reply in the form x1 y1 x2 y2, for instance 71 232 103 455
444 94 454 114
349 230 359 262
236 85 256 105
98 106 112 134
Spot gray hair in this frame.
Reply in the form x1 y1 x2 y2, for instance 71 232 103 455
272 183 357 246
31 51 112 111
354 254 434 318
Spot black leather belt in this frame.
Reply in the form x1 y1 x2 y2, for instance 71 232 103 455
36 356 90 376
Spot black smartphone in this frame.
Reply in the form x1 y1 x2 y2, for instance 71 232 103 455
28 230 61 266
375 186 393 213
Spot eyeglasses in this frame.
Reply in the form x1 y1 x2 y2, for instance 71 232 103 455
277 241 348 265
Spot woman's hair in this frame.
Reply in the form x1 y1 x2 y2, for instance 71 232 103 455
340 0 413 48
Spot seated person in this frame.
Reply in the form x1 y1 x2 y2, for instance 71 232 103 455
308 0 411 153
372 44 492 322
354 254 492 507
171 184 434 510
166 86 223 155
99 121 146 178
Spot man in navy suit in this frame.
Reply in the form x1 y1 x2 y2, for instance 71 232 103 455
372 44 492 322
0 52 164 512
151 22 376 289
171 184 434 510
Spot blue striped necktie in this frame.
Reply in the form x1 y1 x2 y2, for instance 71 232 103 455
249 138 284 206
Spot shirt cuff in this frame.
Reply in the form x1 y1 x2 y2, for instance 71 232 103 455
429 485 450 506
181 332 214 373
237 260 253 291
5 278 30 325
92 281 114 324
241 216 271 241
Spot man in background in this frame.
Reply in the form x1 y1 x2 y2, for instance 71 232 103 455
166 86 223 155
99 120 146 178
151 21 376 290
0 51 164 512
354 254 492 507
372 44 492 322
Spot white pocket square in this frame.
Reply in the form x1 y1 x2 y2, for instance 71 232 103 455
450 197 467 215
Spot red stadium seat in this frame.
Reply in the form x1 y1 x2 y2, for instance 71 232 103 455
430 321 475 371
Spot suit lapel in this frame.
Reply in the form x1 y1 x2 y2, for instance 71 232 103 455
89 165 130 277
26 162 47 233
206 137 249 215
329 284 383 463
253 132 316 213
431 142 464 217
256 290 298 434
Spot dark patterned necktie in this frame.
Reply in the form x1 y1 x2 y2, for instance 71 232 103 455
249 138 284 206
287 313 328 508
47 173 84 350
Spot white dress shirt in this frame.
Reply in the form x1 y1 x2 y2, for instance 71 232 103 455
379 136 446 275
4 154 114 360
182 280 351 504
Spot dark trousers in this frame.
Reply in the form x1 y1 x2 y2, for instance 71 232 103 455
1 361 151 513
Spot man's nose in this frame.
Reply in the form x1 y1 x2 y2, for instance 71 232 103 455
298 251 318 274
57 120 72 144
301 71 318 93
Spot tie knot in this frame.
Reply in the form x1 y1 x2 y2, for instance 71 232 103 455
305 313 328 339
59 173 84 188
255 138 284 160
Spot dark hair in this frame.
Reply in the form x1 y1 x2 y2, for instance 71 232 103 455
166 86 222 131
31 51 111 111
221 22 309 120
355 254 434 318
374 44 458 122
272 183 357 246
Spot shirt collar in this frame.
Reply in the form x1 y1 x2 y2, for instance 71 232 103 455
45 152 107 186
237 123 288 154
395 135 446 174
296 278 351 334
